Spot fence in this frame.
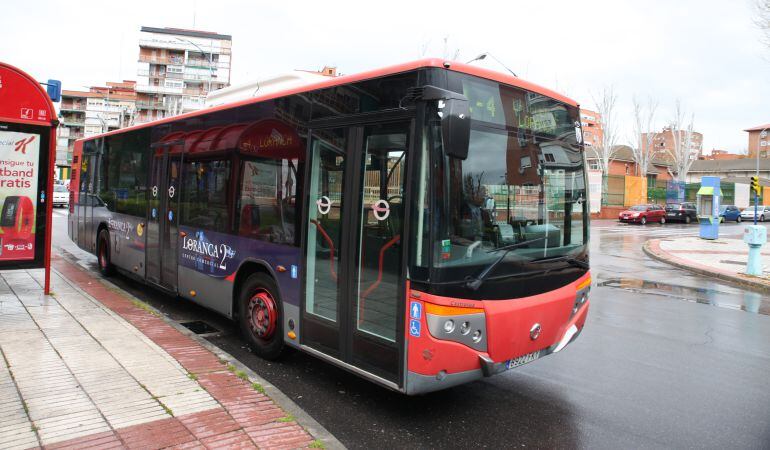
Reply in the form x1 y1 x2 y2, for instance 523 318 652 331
595 175 758 213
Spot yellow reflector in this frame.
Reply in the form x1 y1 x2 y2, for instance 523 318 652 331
424 303 484 316
287 331 296 340
577 277 592 290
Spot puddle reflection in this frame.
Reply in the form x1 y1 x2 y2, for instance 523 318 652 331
599 278 770 316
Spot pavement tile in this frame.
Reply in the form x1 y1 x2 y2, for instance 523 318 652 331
199 429 256 449
117 416 196 449
177 408 241 440
42 430 122 450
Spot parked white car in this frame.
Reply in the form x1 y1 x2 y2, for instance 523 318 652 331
53 184 69 208
740 205 770 222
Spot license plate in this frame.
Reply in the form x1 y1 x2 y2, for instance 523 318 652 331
505 351 541 370
667 213 675 216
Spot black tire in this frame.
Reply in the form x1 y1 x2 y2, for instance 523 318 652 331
660 216 666 225
238 273 284 360
97 229 115 276
737 216 742 223
684 215 691 224
761 215 766 223
640 216 647 225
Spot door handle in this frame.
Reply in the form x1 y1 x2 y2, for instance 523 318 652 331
179 231 187 237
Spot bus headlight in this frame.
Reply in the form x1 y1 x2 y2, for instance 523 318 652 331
573 277 591 317
424 303 486 351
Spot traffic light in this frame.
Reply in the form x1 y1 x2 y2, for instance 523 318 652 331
750 176 761 195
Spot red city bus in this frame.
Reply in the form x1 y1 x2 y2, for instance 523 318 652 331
69 59 590 394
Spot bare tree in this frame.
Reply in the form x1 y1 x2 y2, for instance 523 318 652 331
588 86 620 174
755 0 770 48
666 101 701 182
630 96 659 178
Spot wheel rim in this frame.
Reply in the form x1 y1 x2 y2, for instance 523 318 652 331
248 289 277 339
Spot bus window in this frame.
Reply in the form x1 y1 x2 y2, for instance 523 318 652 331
180 160 232 233
237 158 298 244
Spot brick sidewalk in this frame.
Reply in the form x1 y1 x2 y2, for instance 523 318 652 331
644 237 770 294
0 257 321 450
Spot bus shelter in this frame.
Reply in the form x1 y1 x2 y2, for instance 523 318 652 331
0 62 58 294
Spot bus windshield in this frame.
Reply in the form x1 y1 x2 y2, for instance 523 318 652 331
429 76 588 291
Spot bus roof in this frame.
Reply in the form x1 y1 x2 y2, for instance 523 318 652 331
79 58 579 142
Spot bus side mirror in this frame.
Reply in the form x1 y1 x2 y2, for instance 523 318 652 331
419 86 471 160
439 97 471 160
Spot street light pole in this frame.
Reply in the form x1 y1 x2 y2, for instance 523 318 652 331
755 128 768 226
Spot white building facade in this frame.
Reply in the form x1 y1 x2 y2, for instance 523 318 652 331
136 27 232 123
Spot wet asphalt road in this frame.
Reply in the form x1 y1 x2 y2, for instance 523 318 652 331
52 213 770 449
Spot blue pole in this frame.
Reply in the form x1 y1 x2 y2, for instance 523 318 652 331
755 192 758 226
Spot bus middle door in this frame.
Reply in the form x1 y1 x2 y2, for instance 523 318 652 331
146 141 183 292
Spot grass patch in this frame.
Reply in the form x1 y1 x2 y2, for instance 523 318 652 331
31 424 38 433
276 414 295 423
234 370 248 381
131 299 159 316
187 372 198 381
161 404 174 417
226 364 236 373
251 382 265 394
309 439 325 448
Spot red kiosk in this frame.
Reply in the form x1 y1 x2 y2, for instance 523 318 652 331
0 62 58 294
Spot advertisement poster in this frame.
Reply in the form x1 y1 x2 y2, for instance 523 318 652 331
0 130 39 260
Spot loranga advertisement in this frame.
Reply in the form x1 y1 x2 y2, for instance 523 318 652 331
0 131 40 261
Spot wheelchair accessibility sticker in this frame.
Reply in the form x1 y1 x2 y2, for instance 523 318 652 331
409 319 421 337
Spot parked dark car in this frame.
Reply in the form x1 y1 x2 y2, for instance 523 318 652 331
719 205 742 223
619 204 666 224
664 202 698 224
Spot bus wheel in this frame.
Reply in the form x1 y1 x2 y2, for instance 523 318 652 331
238 273 284 360
97 230 115 276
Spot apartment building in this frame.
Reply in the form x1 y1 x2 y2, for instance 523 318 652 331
641 126 703 164
745 123 770 158
56 82 137 179
579 108 603 148
136 26 232 123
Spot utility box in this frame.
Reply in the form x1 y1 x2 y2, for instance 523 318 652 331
697 176 721 240
744 225 767 246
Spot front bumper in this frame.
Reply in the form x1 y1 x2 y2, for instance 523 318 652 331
405 299 589 394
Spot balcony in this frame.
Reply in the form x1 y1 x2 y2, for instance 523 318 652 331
138 55 185 66
61 119 85 127
60 104 86 112
135 84 183 95
135 101 167 111
183 88 207 96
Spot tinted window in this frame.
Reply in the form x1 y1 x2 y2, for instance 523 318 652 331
237 158 301 245
311 72 417 120
100 135 148 216
181 160 232 233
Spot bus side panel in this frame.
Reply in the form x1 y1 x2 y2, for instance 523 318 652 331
103 212 147 278
177 225 301 319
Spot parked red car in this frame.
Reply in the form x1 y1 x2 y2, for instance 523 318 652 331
618 204 666 224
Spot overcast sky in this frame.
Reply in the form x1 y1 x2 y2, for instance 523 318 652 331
2 0 768 152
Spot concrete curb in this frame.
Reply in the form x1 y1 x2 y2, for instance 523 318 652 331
52 258 345 450
642 239 770 295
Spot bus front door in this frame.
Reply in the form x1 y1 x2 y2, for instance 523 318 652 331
302 122 410 386
146 142 183 292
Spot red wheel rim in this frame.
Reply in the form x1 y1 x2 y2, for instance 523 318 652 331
248 289 277 339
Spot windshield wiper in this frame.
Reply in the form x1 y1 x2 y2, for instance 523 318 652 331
533 254 589 269
465 237 546 291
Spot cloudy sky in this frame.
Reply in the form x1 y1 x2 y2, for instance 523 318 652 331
2 0 768 152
